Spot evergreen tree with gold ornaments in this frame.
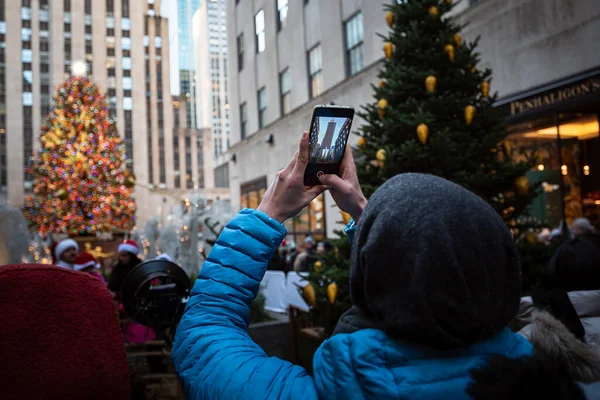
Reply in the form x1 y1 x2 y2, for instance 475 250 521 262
22 76 137 235
301 0 544 336
359 0 536 218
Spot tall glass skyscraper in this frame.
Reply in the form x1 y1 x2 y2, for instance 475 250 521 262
162 0 200 128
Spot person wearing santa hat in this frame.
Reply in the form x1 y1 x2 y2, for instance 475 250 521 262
52 238 79 269
108 239 141 299
109 240 156 345
74 252 107 286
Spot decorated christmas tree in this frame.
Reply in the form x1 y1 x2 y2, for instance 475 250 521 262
22 76 137 235
300 224 352 335
302 0 542 335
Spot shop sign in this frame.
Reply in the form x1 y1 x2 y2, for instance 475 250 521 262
510 76 600 116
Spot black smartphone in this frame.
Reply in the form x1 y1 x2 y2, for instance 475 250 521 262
303 105 355 186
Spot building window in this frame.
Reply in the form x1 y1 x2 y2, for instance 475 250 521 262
308 44 323 98
63 0 70 12
277 0 288 31
173 135 181 188
185 136 193 189
159 137 166 184
345 11 364 76
280 68 291 116
122 0 129 18
240 102 247 139
257 88 266 129
240 177 267 209
124 110 133 165
214 163 230 188
237 33 244 71
254 10 265 54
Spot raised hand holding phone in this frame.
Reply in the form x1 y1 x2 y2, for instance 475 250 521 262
257 132 326 223
318 144 368 222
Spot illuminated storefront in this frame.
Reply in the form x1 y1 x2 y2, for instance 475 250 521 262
497 68 600 229
239 176 326 245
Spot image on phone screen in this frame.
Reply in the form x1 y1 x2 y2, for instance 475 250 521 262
304 106 355 186
308 116 352 165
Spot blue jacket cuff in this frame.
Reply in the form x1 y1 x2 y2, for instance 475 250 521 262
344 219 357 243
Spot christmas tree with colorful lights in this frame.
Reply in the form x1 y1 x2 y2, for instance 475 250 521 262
22 76 137 236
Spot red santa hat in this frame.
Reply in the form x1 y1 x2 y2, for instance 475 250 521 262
74 252 100 271
54 238 79 262
118 239 140 256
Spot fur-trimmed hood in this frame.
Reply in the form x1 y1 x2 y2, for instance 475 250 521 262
524 311 600 383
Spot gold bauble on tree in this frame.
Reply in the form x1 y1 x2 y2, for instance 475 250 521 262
56 188 69 200
429 6 439 17
425 76 437 93
383 42 394 59
314 260 323 274
417 123 429 144
464 105 476 125
444 44 455 62
327 283 338 304
515 176 530 195
376 149 387 162
471 66 478 74
378 80 385 88
377 98 388 118
357 136 366 149
341 210 352 225
481 81 490 98
303 284 316 307
445 0 452 4
503 140 512 157
453 33 462 47
385 11 395 28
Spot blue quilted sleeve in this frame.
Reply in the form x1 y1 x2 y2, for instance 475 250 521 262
172 209 318 400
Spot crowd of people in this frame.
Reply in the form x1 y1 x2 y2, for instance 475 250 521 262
268 236 333 272
50 237 174 345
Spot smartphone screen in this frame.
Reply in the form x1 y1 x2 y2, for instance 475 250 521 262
304 105 355 186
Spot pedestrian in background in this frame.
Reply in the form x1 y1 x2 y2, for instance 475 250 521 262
52 238 78 269
74 252 107 286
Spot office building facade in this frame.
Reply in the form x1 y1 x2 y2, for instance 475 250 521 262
0 0 183 228
225 0 600 242
193 0 230 157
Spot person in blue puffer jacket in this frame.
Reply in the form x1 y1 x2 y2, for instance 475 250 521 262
172 132 534 399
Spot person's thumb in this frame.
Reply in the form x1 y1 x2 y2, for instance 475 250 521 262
318 174 345 191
